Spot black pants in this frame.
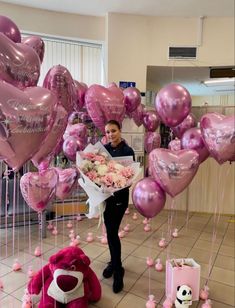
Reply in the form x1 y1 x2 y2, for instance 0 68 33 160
103 189 129 271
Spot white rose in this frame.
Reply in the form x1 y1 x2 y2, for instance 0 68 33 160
96 164 108 176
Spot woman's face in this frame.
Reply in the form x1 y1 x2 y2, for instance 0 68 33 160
105 123 121 146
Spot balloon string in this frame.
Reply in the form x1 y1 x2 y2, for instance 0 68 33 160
38 212 45 305
12 172 16 257
0 162 2 248
5 164 8 258
16 173 20 257
166 197 175 261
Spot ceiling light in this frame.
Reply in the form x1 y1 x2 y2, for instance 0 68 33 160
203 78 235 87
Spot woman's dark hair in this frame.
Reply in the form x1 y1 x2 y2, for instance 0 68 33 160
105 120 121 130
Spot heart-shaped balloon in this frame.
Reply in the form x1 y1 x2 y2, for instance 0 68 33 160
130 103 144 127
31 105 68 170
85 84 125 133
0 81 57 171
144 132 161 153
54 167 78 200
63 123 88 141
149 148 199 197
200 112 235 164
43 65 76 113
73 80 88 111
168 139 182 152
0 15 21 42
22 35 45 63
20 169 58 212
0 33 40 88
155 83 191 127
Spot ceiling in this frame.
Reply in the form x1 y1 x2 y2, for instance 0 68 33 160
1 0 234 17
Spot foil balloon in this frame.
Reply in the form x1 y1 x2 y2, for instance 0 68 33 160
172 113 197 138
73 80 88 111
0 33 40 88
144 132 161 153
63 123 88 142
0 81 57 171
43 65 76 113
200 113 235 164
85 84 125 133
181 127 210 163
155 83 192 127
142 110 160 132
149 148 199 197
0 15 21 42
31 105 68 170
168 139 182 152
132 177 166 218
54 167 78 200
22 35 45 63
123 87 141 113
130 103 144 127
20 169 58 212
63 136 84 161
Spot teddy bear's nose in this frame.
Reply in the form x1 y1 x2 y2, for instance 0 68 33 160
57 275 79 292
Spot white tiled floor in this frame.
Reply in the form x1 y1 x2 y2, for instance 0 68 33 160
0 206 234 307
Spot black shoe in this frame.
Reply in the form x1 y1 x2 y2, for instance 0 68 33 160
113 267 125 293
103 262 113 278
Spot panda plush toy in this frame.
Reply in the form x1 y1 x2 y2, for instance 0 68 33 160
174 285 192 308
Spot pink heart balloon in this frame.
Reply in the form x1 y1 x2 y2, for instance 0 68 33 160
0 33 40 88
85 84 125 133
54 167 78 200
144 132 161 153
43 65 76 113
73 80 88 111
0 15 21 42
200 112 235 164
155 83 191 127
31 105 68 170
130 103 144 127
149 148 199 197
0 81 57 171
22 35 45 63
20 169 58 212
63 123 88 141
168 139 182 152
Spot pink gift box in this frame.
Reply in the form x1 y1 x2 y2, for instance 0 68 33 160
166 258 200 301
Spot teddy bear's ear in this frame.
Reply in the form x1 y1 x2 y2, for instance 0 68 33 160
49 250 64 264
80 254 91 266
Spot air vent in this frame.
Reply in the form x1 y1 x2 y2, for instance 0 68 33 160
168 46 197 59
210 67 235 78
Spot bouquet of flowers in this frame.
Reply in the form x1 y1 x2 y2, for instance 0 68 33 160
76 142 141 218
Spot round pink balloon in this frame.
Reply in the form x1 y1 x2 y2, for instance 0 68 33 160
63 123 88 142
142 110 160 132
168 139 182 151
32 105 68 170
0 81 57 171
200 112 235 164
63 136 84 161
172 113 197 138
73 80 88 111
123 87 141 113
54 167 78 200
85 84 125 133
155 83 192 127
132 177 166 218
43 65 76 113
181 127 210 163
144 132 161 153
149 148 199 197
0 15 21 42
22 35 45 63
20 169 58 212
130 103 144 127
0 33 40 88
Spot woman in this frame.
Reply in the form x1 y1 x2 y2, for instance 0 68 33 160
103 119 135 293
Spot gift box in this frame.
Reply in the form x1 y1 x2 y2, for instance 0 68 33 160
165 258 200 301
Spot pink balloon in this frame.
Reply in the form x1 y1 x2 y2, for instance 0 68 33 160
0 15 21 42
20 169 58 212
43 65 76 113
22 35 45 63
181 128 210 163
200 113 235 164
132 177 166 218
142 110 160 132
155 83 191 127
0 33 40 88
144 132 161 153
85 84 125 133
73 80 88 111
63 123 88 141
149 148 199 197
32 105 68 170
172 113 197 138
63 136 84 161
0 81 57 171
123 87 141 113
54 167 78 200
130 103 144 127
168 139 182 151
